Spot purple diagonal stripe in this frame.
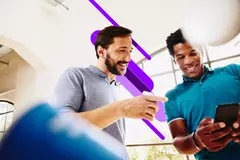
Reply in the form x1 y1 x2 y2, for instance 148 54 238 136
142 119 165 140
89 0 119 26
125 70 150 93
88 0 151 60
132 39 151 60
156 101 166 122
126 60 154 92
116 76 165 140
116 76 142 97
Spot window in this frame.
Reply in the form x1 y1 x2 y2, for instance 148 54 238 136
0 100 14 140
206 39 240 61
143 50 173 76
151 73 176 97
211 57 240 68
175 71 183 84
205 33 240 68
126 145 186 160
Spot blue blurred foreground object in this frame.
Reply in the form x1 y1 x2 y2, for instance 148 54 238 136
0 103 126 160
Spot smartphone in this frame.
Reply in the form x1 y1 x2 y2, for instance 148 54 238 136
214 103 240 126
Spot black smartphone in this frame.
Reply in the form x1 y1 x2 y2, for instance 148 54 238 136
214 103 240 126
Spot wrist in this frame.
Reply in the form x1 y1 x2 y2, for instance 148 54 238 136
114 100 127 118
192 132 204 150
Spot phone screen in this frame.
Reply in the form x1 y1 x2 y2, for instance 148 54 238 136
214 103 239 126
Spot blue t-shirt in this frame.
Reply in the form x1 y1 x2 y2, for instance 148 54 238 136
164 64 240 160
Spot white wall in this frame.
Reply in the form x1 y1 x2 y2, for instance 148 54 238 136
0 50 64 119
0 51 35 118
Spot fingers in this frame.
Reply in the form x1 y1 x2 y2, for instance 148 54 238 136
206 134 233 152
208 146 225 152
231 129 240 137
233 113 240 129
211 127 232 141
142 91 168 102
148 103 159 112
203 122 226 133
231 128 240 143
212 134 233 148
221 134 233 146
198 117 213 127
143 113 154 121
233 137 240 143
145 107 156 118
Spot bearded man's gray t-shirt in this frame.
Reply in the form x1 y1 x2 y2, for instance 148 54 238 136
48 65 126 146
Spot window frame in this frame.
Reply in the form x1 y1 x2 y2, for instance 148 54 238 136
0 100 14 136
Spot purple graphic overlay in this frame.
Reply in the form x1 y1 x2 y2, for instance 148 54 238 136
142 119 165 140
89 0 151 60
89 0 119 26
116 76 165 140
90 30 100 45
126 60 154 92
116 76 141 97
156 101 166 122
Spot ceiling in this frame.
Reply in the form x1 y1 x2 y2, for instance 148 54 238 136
0 45 12 57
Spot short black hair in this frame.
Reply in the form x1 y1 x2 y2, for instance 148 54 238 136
166 28 187 57
94 26 132 59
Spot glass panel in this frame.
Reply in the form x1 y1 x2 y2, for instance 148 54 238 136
189 155 196 160
211 57 240 69
144 50 173 76
7 103 14 112
5 112 14 130
125 118 173 145
175 71 183 84
138 62 143 70
0 102 8 114
151 73 176 97
206 41 240 61
126 145 186 160
202 48 208 63
0 114 6 132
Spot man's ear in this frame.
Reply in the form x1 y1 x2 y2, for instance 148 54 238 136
97 46 105 59
171 56 176 64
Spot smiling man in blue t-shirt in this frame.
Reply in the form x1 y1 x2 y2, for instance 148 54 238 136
164 29 240 160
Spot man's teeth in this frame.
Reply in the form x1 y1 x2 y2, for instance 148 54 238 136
119 63 127 67
187 65 196 71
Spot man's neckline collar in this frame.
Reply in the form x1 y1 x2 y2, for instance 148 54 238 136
182 65 214 82
88 65 117 85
